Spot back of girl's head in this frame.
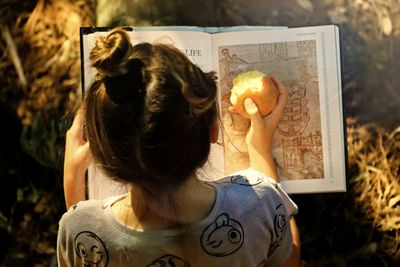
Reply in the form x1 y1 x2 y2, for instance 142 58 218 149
85 28 217 192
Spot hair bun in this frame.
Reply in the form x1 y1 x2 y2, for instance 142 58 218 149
90 28 133 77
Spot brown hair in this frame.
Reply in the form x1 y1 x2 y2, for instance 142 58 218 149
84 28 218 193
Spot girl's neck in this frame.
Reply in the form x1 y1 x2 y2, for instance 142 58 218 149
111 175 216 231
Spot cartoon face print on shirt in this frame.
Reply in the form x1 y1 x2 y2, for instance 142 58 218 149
274 204 287 239
146 254 190 267
75 231 109 267
201 213 244 257
230 174 263 186
268 204 288 257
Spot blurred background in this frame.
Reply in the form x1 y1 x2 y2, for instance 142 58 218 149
0 0 399 266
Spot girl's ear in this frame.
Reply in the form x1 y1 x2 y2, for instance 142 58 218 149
210 117 219 143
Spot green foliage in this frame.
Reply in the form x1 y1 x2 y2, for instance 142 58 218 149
20 113 65 170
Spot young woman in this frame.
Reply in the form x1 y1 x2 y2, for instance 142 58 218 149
58 28 300 267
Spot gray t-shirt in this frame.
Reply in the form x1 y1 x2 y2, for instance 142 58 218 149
57 169 298 267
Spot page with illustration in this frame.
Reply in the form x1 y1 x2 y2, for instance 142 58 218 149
211 25 346 193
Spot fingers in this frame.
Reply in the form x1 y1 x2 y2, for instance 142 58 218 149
271 74 287 96
68 107 86 141
71 107 85 131
268 75 288 126
271 75 288 108
244 98 264 127
228 106 239 114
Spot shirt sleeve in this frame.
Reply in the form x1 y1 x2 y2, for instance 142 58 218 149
56 203 83 267
265 182 297 267
57 212 71 267
232 168 298 216
272 182 298 217
231 168 298 267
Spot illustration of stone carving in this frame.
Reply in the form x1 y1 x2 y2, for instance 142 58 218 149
220 48 251 79
274 43 288 60
297 40 316 57
218 40 324 179
260 44 273 62
280 131 324 178
278 80 310 137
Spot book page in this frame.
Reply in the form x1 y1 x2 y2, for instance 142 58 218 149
211 25 346 193
83 30 213 76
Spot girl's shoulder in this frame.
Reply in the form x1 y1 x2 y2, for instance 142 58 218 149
215 168 280 192
212 169 298 217
59 195 124 225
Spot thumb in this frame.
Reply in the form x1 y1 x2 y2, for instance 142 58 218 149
244 98 263 127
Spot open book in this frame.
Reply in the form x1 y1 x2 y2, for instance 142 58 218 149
80 25 347 196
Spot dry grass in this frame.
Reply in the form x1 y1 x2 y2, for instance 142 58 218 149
0 1 94 264
0 0 94 126
347 118 400 260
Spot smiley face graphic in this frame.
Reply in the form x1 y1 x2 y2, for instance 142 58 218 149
200 213 244 257
268 204 287 257
274 211 287 239
146 254 190 267
74 231 109 267
230 175 263 186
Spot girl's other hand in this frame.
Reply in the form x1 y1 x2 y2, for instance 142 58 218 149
63 107 92 208
64 108 92 175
